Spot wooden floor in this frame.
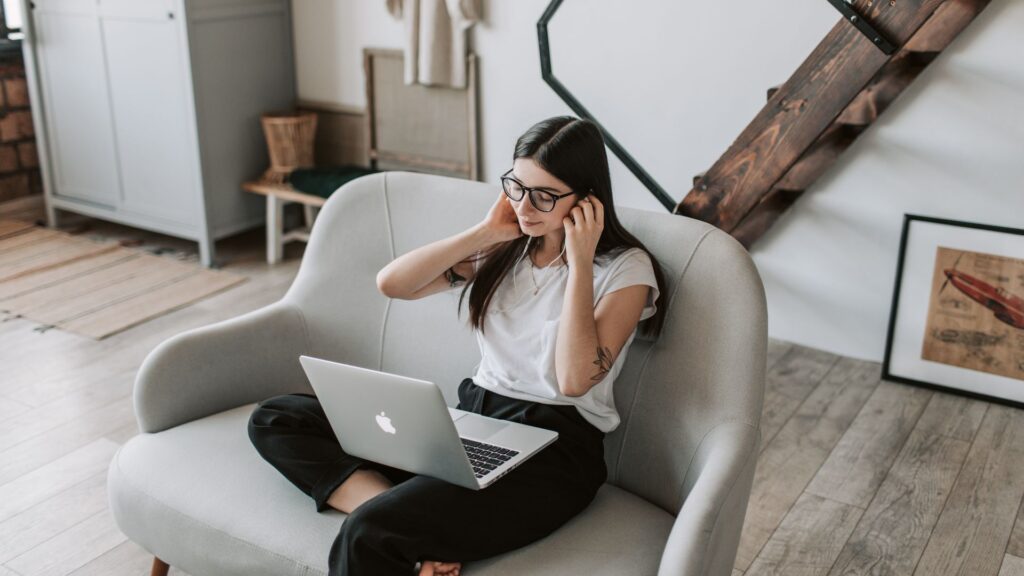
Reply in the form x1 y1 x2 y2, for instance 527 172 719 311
3 196 1024 576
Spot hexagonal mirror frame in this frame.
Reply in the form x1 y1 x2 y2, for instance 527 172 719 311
538 0 675 211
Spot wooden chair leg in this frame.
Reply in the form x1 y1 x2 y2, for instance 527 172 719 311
151 556 170 576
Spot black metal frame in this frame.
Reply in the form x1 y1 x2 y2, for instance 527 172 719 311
501 168 575 213
827 0 897 55
537 0 675 212
882 213 1024 411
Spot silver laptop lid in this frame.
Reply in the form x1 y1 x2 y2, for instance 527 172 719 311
298 355 479 489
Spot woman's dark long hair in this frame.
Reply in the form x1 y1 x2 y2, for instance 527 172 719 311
456 116 668 339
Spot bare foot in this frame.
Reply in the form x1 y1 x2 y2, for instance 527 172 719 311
418 560 462 575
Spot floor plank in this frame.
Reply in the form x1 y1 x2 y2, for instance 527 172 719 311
913 405 1024 576
825 393 986 576
912 390 989 443
759 345 840 452
1000 554 1024 576
0 370 134 455
766 339 793 371
0 438 120 524
0 394 30 421
66 539 193 576
804 380 932 508
102 420 140 446
0 472 109 564
745 492 862 576
64 540 155 576
1009 499 1024 559
5 507 125 576
735 357 880 572
0 397 135 486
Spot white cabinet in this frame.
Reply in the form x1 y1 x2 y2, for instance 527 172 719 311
103 8 200 225
31 4 121 206
22 0 295 267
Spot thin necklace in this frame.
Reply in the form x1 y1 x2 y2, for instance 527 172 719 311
526 240 566 295
524 235 565 293
492 237 566 314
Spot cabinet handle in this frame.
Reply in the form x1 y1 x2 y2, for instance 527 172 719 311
168 12 175 19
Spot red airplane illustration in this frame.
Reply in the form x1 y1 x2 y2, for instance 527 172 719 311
941 253 1024 330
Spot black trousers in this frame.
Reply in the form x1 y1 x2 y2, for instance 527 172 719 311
247 377 607 576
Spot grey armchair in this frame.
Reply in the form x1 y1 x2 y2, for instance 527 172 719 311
108 171 767 576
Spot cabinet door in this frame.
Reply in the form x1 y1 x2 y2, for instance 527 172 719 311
32 0 121 206
101 4 200 226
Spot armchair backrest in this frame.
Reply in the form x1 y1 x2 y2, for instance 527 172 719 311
283 172 767 514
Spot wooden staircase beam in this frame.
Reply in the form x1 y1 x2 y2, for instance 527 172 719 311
774 124 865 191
676 0 986 241
835 50 937 126
732 123 864 247
904 0 991 51
725 0 990 248
730 188 805 249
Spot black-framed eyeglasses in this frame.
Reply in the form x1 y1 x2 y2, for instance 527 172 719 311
500 169 576 213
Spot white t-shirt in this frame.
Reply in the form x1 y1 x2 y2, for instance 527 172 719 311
444 246 660 432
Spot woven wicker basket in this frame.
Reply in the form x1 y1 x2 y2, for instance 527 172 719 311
260 111 318 183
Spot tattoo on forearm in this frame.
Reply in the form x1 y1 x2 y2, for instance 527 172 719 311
590 346 614 382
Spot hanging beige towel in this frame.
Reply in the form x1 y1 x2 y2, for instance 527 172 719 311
386 0 480 88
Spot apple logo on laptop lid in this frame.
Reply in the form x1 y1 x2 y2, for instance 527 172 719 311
376 411 396 434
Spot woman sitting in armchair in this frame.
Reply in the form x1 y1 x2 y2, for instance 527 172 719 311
248 115 667 576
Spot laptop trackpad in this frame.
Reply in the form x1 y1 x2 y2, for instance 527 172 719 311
456 415 509 441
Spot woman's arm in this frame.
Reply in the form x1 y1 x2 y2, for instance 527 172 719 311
556 262 649 397
555 195 648 397
378 189 524 301
376 223 497 300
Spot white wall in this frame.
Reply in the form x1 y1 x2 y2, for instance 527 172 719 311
292 0 1024 361
292 0 404 108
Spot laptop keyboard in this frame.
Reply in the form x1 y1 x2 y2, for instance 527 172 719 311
461 438 519 478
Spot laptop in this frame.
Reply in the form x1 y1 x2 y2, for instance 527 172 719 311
298 355 559 490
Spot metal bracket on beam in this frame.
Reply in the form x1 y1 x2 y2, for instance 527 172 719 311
827 0 898 55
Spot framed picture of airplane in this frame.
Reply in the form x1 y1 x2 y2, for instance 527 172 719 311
883 214 1024 407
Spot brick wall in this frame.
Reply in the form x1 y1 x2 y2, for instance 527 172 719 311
0 53 41 204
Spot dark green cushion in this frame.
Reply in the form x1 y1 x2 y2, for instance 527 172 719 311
287 166 379 199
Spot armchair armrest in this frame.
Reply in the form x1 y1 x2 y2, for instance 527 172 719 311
659 421 761 576
134 302 311 434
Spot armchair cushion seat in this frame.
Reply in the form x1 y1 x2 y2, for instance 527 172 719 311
109 404 675 576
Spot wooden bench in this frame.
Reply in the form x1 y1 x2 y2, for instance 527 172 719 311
241 180 324 264
242 48 479 265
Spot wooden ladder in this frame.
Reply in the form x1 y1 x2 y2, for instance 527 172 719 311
675 0 991 248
